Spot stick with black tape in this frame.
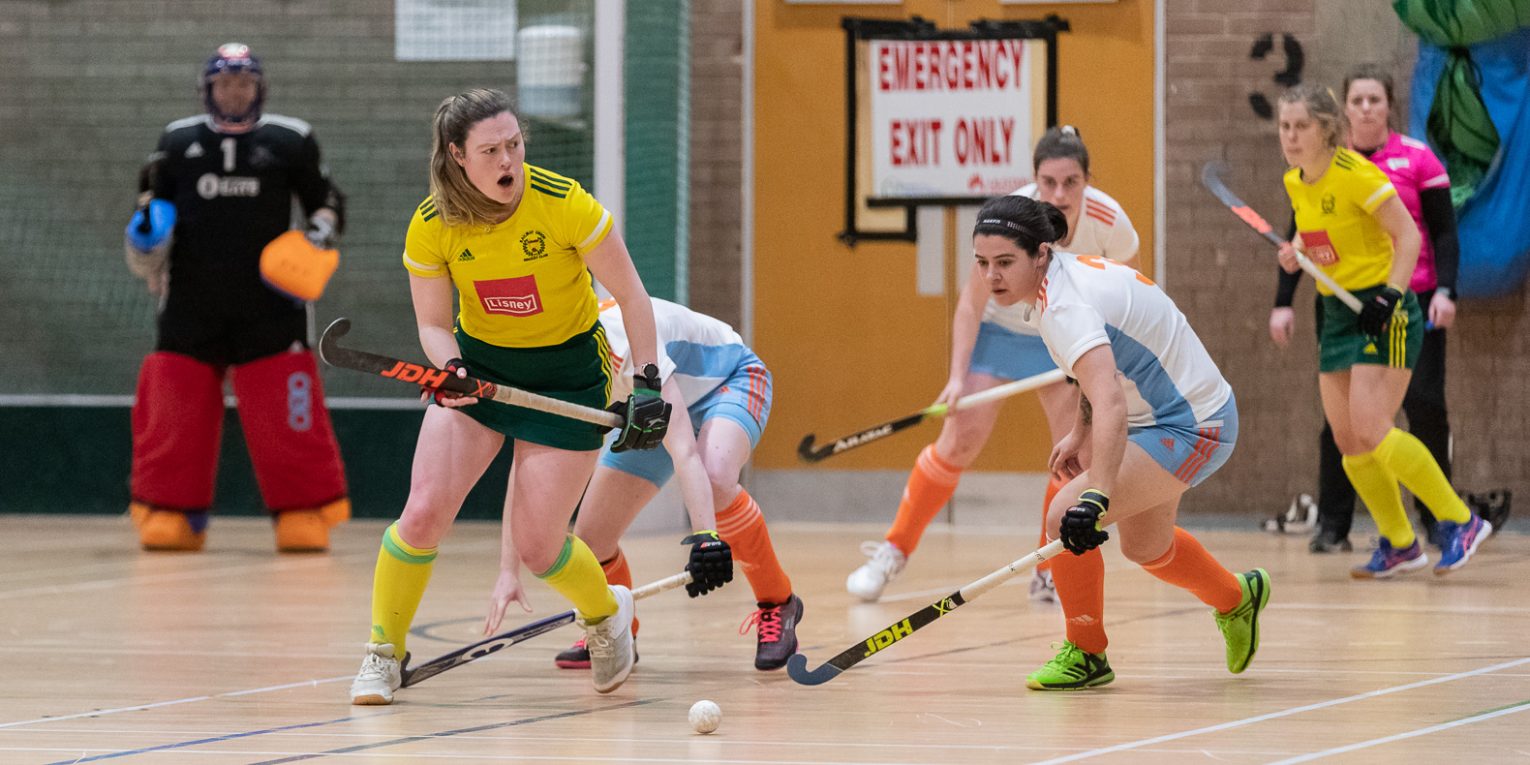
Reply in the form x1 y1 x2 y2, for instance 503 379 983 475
787 540 1066 685
401 570 691 687
318 318 622 429
1199 161 1363 313
797 369 1068 463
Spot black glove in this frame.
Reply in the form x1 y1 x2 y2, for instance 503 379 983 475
426 358 469 405
681 530 733 598
1358 286 1403 337
1059 489 1110 555
610 366 670 452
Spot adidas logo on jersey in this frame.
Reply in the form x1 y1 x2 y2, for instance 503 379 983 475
458 248 475 262
1161 437 1176 450
185 142 205 158
1363 342 1378 355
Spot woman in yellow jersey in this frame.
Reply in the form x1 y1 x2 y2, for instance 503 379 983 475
350 88 673 704
1275 85 1488 580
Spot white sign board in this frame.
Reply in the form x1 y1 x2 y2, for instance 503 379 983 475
396 0 517 62
867 38 1041 201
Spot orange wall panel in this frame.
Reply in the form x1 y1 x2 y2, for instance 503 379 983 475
752 0 1155 472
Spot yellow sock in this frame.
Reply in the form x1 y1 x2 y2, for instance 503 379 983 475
370 522 437 655
1373 428 1470 523
1341 452 1415 547
537 535 617 621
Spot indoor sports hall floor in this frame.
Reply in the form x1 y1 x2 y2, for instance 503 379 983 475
3 514 1528 764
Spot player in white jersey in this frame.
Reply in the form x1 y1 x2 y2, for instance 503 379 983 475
848 126 1139 605
486 298 804 671
961 195 1269 689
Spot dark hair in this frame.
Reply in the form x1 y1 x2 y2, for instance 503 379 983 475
1342 63 1397 130
1032 124 1089 175
973 195 1070 255
430 88 519 227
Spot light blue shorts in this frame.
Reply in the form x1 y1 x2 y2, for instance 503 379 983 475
598 353 771 487
969 321 1059 381
1128 393 1238 488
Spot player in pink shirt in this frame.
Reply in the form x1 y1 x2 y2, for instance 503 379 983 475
1267 65 1507 553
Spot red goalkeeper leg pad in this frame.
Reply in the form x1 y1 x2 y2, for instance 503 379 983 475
130 352 225 511
232 349 348 513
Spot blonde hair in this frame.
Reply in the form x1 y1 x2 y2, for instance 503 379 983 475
1278 84 1346 149
429 88 518 228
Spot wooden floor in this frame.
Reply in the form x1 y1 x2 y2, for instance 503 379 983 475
3 514 1529 764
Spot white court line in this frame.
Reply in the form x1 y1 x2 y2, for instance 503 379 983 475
0 540 497 601
1141 600 1530 617
1024 656 1530 765
1267 699 1530 764
0 676 349 730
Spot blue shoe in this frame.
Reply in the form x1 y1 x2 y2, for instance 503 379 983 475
1435 515 1491 575
1350 537 1429 579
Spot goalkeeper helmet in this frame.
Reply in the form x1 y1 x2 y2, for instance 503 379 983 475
201 42 265 127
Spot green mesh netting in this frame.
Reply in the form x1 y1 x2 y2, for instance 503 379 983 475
1393 0 1530 205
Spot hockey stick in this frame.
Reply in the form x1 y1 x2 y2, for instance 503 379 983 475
318 318 622 429
786 540 1066 685
1200 161 1363 313
797 368 1068 463
401 570 692 688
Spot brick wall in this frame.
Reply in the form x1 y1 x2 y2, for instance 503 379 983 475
686 0 745 328
1164 0 1528 514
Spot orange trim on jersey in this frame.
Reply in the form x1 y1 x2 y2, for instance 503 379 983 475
1085 199 1116 224
1085 205 1116 227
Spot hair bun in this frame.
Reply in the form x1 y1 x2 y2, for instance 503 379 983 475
1061 125 1079 137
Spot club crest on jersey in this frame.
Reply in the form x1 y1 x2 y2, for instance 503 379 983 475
1320 193 1336 215
520 230 548 261
196 172 260 199
476 275 544 317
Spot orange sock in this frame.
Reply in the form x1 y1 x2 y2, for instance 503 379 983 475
1051 545 1108 653
886 444 962 556
600 549 638 635
1139 527 1242 613
717 490 793 605
1036 475 1065 574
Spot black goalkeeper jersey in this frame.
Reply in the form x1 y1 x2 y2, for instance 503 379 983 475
146 114 341 294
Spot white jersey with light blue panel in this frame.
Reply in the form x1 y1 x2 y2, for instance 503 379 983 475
1024 251 1237 486
968 184 1140 382
598 298 772 487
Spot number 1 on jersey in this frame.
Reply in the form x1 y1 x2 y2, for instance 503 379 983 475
221 137 237 173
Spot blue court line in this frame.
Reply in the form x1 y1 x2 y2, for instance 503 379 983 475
248 697 662 764
43 716 357 765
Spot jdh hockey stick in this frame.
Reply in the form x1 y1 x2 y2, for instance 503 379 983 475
1200 161 1364 313
318 318 622 429
787 540 1066 685
401 570 691 688
796 368 1067 463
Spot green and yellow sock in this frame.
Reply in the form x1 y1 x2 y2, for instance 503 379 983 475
1341 451 1415 548
370 522 437 655
1372 428 1470 524
537 534 617 622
